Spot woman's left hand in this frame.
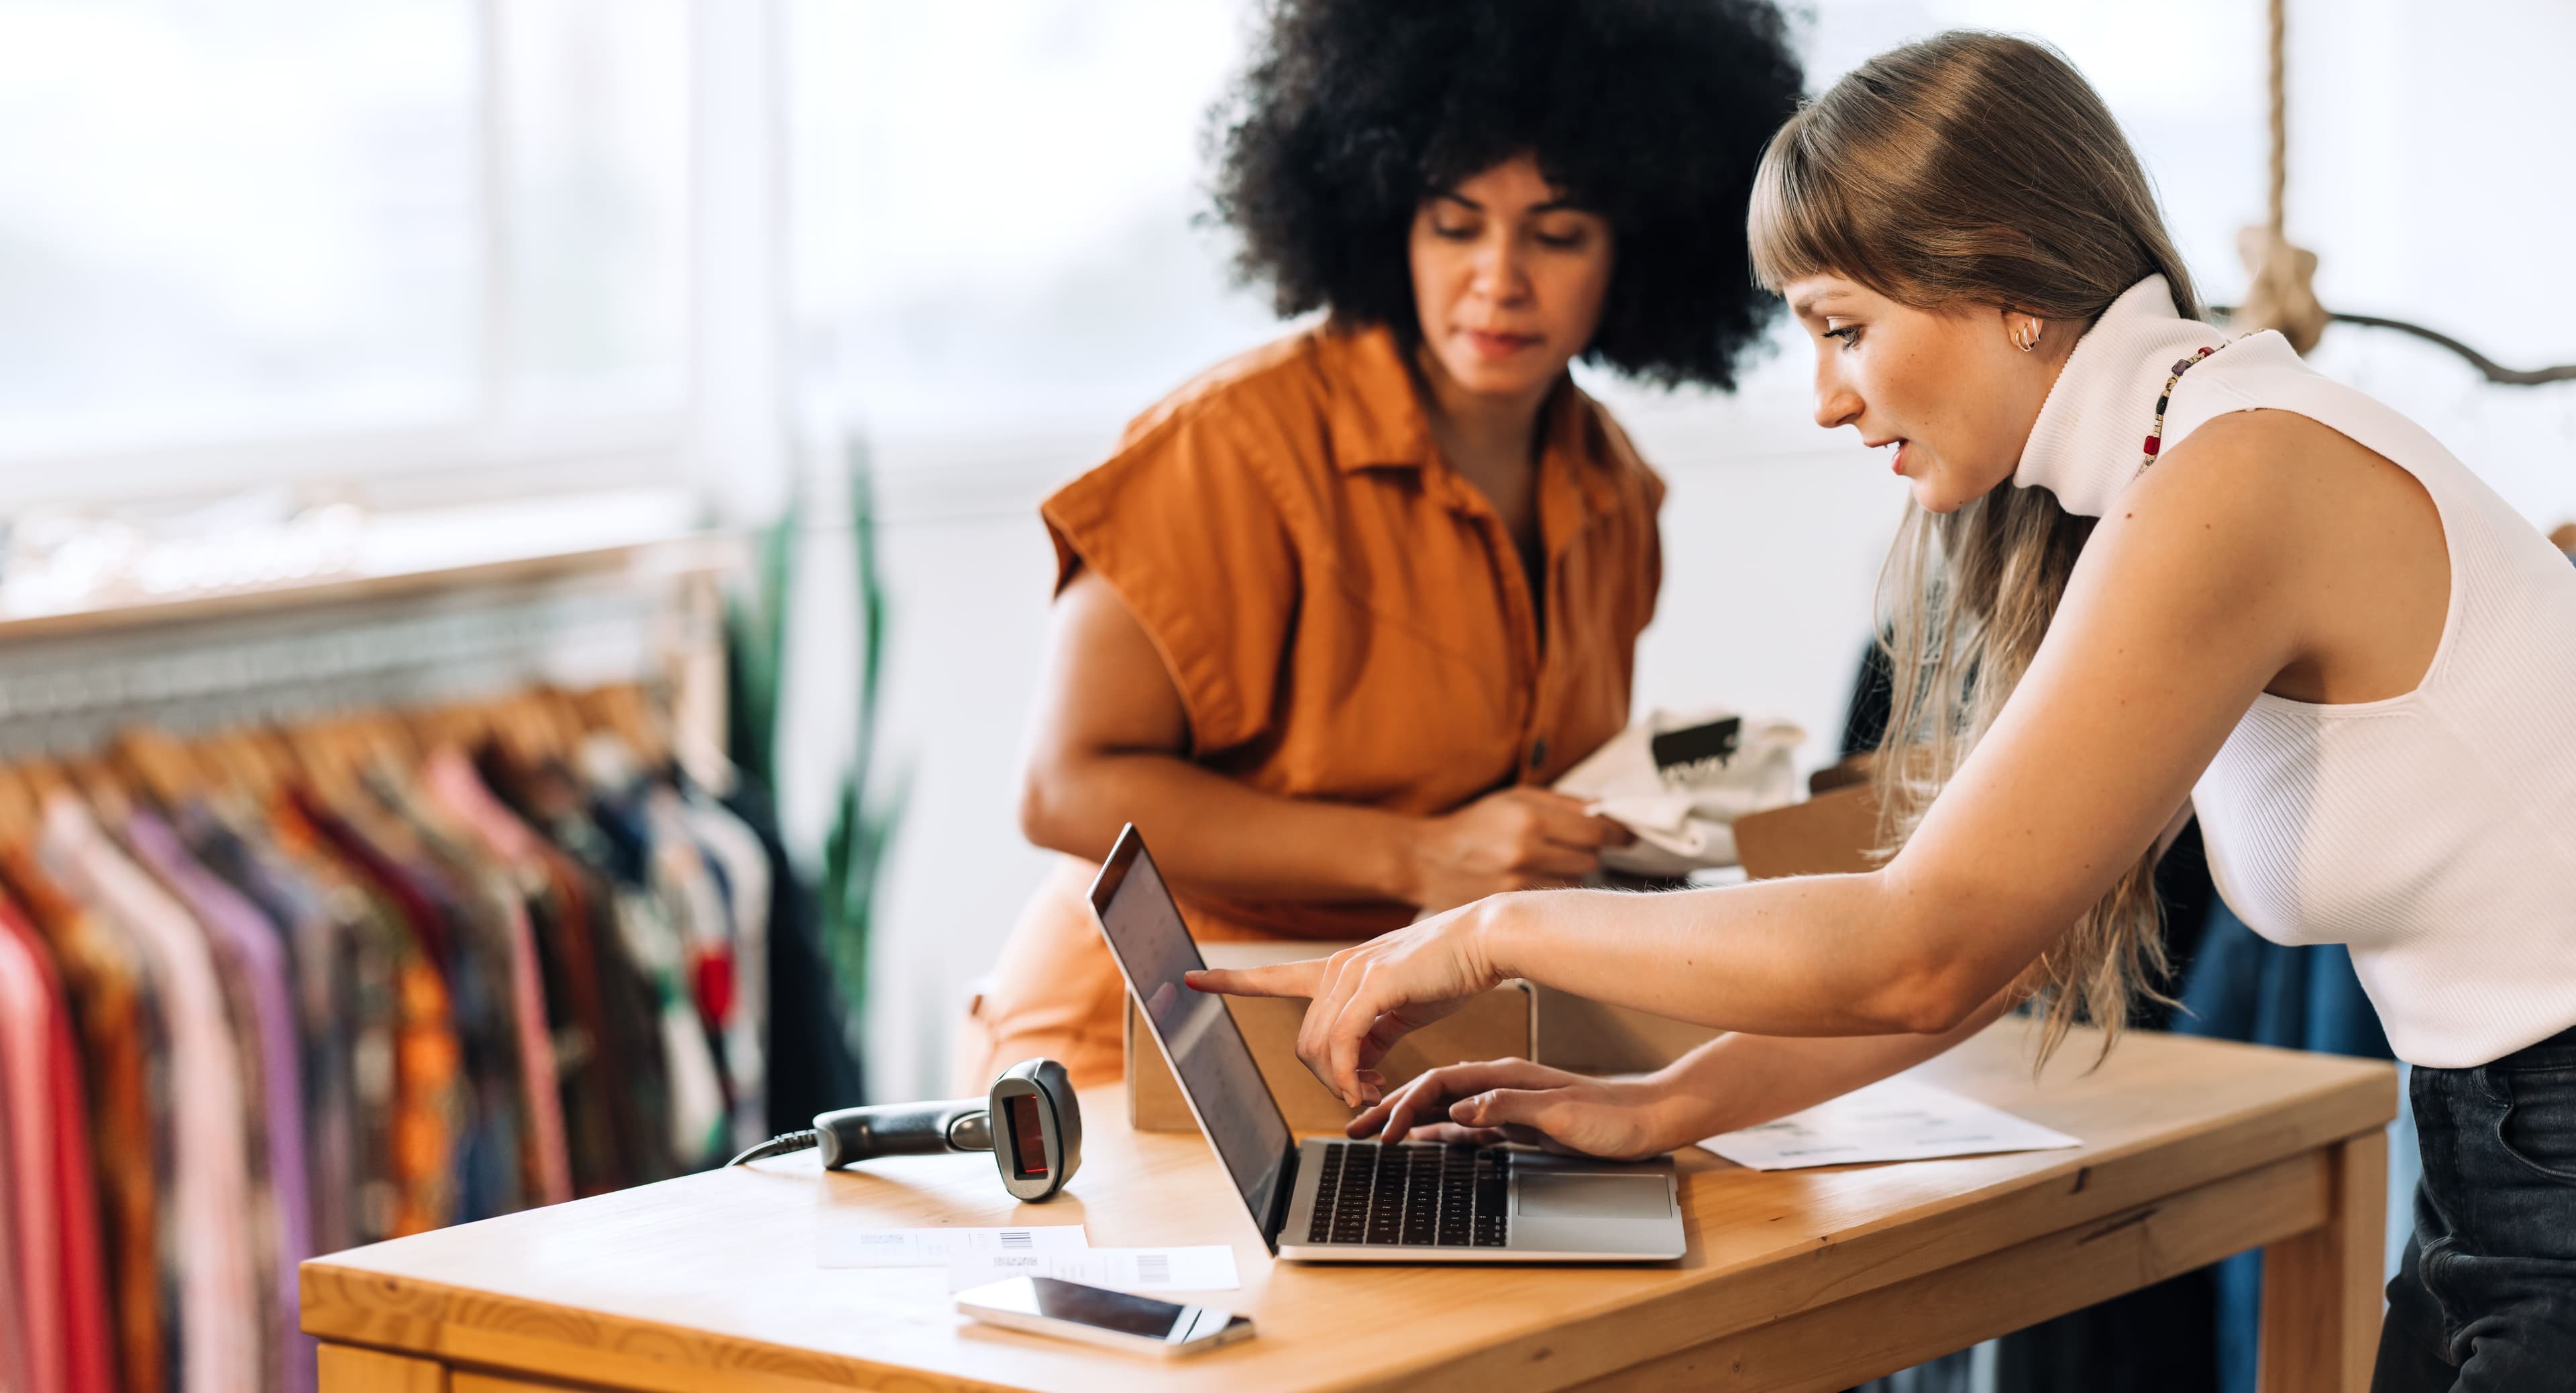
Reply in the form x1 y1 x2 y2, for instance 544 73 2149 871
1352 1058 1693 1161
1184 899 1505 1105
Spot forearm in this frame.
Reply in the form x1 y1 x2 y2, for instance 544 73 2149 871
1022 750 1419 905
1648 987 2023 1142
1477 872 1998 1037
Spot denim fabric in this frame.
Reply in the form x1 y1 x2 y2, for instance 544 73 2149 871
2373 1027 2576 1391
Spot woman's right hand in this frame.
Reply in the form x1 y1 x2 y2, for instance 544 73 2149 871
1348 1057 1707 1162
1407 787 1631 912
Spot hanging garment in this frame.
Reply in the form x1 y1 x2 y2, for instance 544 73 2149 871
2 846 163 1393
374 767 572 1209
259 793 413 1247
0 893 117 1393
42 795 260 1393
0 956 36 1393
720 775 864 1133
423 748 631 1196
0 907 70 1393
179 803 363 1260
294 790 486 1231
675 787 772 1151
126 812 314 1393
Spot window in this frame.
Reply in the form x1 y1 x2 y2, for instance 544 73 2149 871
786 1 1281 455
0 0 694 504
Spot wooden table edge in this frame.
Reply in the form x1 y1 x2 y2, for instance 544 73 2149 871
304 1056 2398 1393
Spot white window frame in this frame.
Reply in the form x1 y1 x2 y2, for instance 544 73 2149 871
0 0 786 515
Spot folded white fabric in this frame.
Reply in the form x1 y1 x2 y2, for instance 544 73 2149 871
1552 709 1805 876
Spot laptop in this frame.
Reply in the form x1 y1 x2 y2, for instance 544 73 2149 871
1087 824 1687 1263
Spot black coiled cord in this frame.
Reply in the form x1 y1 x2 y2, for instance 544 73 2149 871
727 1128 818 1167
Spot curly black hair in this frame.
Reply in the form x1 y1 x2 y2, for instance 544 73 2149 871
1211 0 1805 390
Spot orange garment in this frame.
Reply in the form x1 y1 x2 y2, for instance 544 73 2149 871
967 321 1664 1088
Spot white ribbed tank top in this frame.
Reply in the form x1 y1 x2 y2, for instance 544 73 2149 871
2015 276 2576 1068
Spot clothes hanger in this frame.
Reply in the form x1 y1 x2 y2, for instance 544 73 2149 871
219 728 289 802
64 755 130 827
0 764 38 846
581 684 671 769
20 759 70 813
286 719 366 807
111 727 203 813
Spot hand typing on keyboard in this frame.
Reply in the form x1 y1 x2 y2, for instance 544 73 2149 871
1348 1058 1690 1162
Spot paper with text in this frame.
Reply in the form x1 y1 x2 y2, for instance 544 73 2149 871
945 1245 1242 1293
815 1223 1089 1269
1696 1075 2080 1171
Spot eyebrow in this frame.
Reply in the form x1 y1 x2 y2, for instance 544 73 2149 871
1789 289 1847 317
1430 190 1585 215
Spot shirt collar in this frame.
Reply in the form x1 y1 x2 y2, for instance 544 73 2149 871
2014 275 2226 518
1322 321 1436 473
1322 321 1617 518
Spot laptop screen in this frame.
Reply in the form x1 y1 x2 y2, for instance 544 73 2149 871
1087 827 1295 1242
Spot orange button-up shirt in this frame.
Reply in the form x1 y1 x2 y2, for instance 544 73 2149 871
967 320 1664 1087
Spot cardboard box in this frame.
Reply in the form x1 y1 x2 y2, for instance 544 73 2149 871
1527 783 1888 1074
1733 782 1882 881
1126 940 1534 1133
1128 788 1888 1124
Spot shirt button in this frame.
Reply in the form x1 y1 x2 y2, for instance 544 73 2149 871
1528 740 1548 769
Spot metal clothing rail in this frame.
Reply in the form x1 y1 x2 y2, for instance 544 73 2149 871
0 565 714 760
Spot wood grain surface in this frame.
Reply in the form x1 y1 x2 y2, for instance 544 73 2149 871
305 1023 2394 1393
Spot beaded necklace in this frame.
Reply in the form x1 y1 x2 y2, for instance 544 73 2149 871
2141 341 2231 469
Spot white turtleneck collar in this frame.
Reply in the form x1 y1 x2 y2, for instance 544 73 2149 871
2012 275 2228 518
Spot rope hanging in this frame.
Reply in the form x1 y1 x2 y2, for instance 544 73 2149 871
2221 0 2576 385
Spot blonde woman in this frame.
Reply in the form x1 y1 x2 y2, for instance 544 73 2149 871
1198 33 2576 1390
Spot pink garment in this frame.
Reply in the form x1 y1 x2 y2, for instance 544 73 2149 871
419 749 573 1206
42 796 259 1393
127 812 311 1393
0 917 65 1393
1 895 118 1393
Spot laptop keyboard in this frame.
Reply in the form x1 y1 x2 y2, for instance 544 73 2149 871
1304 1142 1509 1247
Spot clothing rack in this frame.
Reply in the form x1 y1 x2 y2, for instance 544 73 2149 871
0 539 865 1393
0 682 797 1393
0 544 728 765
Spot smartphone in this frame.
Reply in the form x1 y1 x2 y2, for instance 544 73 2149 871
955 1276 1254 1358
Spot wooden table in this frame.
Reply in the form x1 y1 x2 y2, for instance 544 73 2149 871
303 1024 2396 1393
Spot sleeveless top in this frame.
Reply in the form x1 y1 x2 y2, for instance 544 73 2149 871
2015 275 2576 1068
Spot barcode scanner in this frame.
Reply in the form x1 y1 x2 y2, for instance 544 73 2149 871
728 1057 1083 1202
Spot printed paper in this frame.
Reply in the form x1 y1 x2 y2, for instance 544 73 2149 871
945 1245 1242 1293
816 1223 1089 1269
1697 1075 2080 1171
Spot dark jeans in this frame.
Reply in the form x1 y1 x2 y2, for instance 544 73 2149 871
2373 1025 2576 1391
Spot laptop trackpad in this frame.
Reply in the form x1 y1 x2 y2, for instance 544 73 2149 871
1516 1172 1671 1221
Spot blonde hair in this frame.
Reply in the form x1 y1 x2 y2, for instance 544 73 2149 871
1748 32 2202 1062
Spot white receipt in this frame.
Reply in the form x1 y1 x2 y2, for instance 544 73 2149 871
816 1223 1089 1269
1696 1075 2080 1172
946 1245 1242 1294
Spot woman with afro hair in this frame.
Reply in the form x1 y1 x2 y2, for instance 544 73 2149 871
963 0 1803 1089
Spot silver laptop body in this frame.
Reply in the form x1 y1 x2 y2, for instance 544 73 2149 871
1087 825 1686 1264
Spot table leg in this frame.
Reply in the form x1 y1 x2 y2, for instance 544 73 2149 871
2258 1131 2388 1393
